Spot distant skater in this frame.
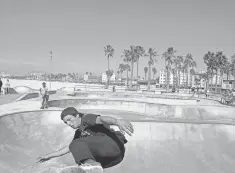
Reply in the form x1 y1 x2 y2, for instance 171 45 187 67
0 78 2 94
37 107 134 173
39 82 49 109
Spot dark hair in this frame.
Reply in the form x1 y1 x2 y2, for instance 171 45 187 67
60 107 84 120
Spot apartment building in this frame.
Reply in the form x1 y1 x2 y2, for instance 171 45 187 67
159 69 195 87
101 72 115 83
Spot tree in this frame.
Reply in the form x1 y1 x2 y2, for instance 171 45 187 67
104 45 114 88
145 48 158 91
135 46 145 86
203 51 216 90
118 63 125 86
162 47 176 91
152 67 157 79
231 53 235 89
173 56 184 88
214 51 227 92
104 45 114 70
129 46 137 86
183 53 197 87
106 69 114 85
122 49 132 88
124 64 131 87
144 67 148 80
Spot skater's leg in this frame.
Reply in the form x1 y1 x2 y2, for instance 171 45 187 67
40 96 45 109
69 139 103 173
69 136 125 168
44 95 49 108
69 140 96 165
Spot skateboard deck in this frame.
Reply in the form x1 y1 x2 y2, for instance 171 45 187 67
59 166 84 173
59 165 103 173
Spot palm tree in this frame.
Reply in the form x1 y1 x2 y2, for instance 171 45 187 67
222 61 232 81
104 45 114 88
118 63 125 86
183 53 197 87
124 64 131 87
117 70 120 81
231 53 235 89
122 49 131 88
214 51 227 93
128 46 138 86
162 47 176 91
152 67 157 79
104 45 114 70
145 48 158 91
173 56 184 89
204 51 216 90
144 67 148 80
135 46 145 86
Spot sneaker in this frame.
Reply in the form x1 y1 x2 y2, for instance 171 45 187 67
80 164 103 173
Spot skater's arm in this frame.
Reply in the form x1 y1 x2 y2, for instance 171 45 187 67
96 116 134 136
96 116 118 125
47 146 70 158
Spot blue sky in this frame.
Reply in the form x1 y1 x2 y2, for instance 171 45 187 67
0 0 235 77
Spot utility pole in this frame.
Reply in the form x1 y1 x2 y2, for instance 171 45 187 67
50 51 52 90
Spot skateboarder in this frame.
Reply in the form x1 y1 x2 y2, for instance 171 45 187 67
37 107 134 173
39 82 49 109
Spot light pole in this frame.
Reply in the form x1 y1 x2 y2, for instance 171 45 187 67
50 51 52 90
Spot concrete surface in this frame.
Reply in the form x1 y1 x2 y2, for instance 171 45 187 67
0 94 23 105
1 93 235 173
0 110 235 173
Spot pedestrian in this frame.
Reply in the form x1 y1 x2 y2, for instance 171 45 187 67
5 79 10 94
39 82 49 109
0 78 2 94
37 107 134 173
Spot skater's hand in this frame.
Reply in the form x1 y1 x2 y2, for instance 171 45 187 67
37 154 52 163
116 119 134 136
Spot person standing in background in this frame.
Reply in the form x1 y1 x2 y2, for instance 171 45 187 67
40 82 49 109
0 78 2 94
5 79 10 94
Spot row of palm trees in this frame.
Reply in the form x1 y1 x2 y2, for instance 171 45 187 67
203 51 235 93
105 45 159 90
104 45 198 92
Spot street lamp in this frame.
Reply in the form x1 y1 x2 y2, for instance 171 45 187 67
49 51 52 90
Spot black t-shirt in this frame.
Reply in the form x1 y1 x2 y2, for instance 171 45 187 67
73 114 127 145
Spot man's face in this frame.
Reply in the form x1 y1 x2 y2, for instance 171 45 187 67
42 83 46 87
63 115 81 129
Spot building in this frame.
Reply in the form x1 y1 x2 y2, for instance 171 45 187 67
101 72 115 83
159 69 195 87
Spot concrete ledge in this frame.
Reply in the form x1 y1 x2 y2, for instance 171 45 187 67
47 98 235 120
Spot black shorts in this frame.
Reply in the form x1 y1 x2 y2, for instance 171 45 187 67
69 135 125 168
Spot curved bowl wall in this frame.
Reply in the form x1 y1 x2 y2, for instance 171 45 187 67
0 110 235 173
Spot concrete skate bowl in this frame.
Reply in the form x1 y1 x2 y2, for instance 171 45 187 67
1 109 235 173
47 98 234 119
63 90 197 100
13 86 36 94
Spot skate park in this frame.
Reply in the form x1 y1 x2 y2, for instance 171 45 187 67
1 84 235 173
1 1 235 172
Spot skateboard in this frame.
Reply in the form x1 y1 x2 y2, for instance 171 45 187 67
59 165 103 173
59 166 84 173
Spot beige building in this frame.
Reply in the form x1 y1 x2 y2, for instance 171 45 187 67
159 69 195 87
